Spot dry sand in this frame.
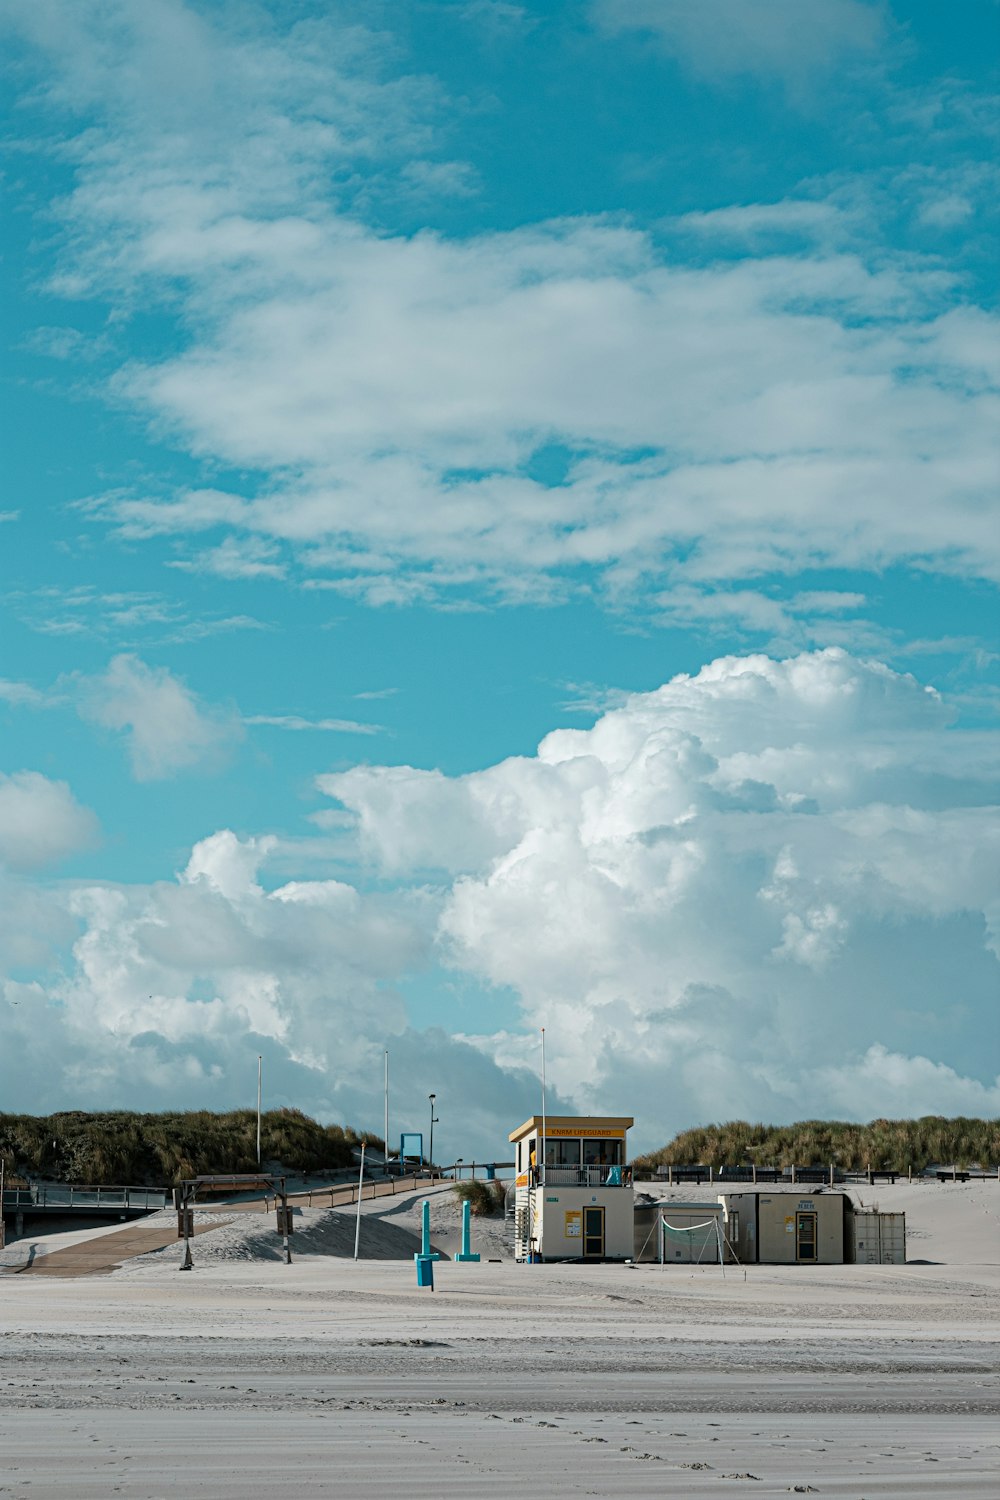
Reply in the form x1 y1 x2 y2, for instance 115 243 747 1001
0 1179 997 1498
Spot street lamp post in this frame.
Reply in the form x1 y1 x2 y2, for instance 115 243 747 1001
428 1093 439 1170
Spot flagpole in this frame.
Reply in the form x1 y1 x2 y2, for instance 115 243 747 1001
540 1027 547 1188
354 1142 366 1260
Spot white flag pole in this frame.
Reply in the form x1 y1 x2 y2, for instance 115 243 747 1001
354 1142 366 1261
540 1027 547 1189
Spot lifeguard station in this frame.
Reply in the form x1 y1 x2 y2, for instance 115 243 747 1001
509 1115 634 1262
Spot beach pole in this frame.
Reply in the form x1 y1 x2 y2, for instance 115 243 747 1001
280 1181 292 1265
256 1055 262 1168
384 1050 389 1173
540 1026 547 1190
455 1199 481 1262
414 1198 441 1261
415 1197 440 1286
354 1142 366 1261
180 1185 193 1271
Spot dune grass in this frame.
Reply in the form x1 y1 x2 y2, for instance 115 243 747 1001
452 1178 507 1215
0 1108 383 1186
633 1116 999 1174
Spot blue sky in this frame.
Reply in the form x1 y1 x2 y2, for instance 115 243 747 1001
1 0 998 1159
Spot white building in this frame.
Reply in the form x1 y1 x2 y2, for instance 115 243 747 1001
510 1115 634 1262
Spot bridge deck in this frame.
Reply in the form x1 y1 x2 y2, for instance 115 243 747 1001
2 1186 168 1216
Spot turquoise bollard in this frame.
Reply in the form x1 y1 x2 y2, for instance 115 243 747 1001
413 1198 441 1262
455 1198 480 1262
415 1255 434 1289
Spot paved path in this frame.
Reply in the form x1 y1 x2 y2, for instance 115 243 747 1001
4 1221 221 1278
1 1174 443 1277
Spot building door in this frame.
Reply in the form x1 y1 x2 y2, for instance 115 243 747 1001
583 1206 605 1259
796 1211 818 1262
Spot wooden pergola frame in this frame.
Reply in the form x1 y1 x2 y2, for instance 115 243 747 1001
176 1174 291 1269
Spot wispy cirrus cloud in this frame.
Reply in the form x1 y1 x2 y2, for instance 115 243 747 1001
168 535 287 580
0 679 52 709
245 714 384 736
7 582 270 645
591 0 887 91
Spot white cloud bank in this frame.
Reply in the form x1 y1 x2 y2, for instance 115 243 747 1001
323 649 1000 1134
3 650 995 1152
5 1 998 615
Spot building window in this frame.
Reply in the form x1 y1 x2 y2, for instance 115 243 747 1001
545 1139 582 1167
582 1139 622 1167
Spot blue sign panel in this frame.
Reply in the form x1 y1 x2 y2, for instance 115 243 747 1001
400 1131 424 1163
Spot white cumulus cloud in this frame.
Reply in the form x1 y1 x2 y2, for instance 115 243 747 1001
0 649 995 1151
324 648 1000 1136
78 654 242 780
0 771 98 871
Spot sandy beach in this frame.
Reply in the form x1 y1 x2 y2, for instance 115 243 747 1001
1 1179 997 1498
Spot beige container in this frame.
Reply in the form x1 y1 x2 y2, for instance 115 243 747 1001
717 1191 846 1264
849 1209 906 1264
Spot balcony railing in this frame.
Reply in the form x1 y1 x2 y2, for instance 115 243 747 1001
534 1165 631 1189
0 1184 168 1213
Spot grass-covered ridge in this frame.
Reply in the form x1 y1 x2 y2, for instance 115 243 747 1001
633 1117 1000 1174
0 1109 383 1186
452 1179 507 1216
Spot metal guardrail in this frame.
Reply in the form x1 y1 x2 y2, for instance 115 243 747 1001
649 1163 1000 1185
535 1165 632 1188
1 1184 168 1213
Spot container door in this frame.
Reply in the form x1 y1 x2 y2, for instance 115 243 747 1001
880 1215 906 1264
796 1211 818 1262
583 1205 605 1259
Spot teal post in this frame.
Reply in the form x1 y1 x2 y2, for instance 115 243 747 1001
415 1197 439 1288
415 1255 434 1289
455 1198 480 1262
